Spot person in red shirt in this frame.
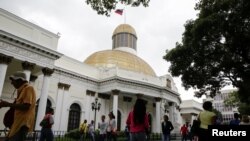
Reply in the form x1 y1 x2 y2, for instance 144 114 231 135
39 108 54 141
180 123 188 141
126 98 149 141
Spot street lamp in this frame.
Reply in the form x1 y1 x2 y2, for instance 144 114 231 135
92 98 101 130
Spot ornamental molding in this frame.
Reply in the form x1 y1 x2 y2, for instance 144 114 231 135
54 68 98 85
0 41 55 68
53 67 180 102
0 30 62 59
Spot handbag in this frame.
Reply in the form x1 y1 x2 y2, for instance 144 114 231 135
3 106 15 128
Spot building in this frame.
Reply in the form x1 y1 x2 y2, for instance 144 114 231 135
180 100 202 125
0 8 183 133
212 89 238 124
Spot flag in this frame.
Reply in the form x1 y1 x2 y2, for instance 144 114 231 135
115 9 123 15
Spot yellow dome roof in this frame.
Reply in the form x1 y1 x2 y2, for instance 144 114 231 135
84 50 156 76
113 24 137 37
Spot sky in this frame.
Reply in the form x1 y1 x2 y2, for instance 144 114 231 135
0 0 205 102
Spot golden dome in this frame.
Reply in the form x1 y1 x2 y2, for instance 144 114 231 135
84 50 156 76
113 24 137 37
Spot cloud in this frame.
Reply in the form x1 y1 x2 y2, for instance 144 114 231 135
0 0 201 101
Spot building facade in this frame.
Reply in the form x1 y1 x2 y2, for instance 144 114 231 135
0 8 183 133
212 89 238 124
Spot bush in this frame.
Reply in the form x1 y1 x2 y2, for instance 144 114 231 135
65 129 81 139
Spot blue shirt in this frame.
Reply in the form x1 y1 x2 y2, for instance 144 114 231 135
229 119 240 125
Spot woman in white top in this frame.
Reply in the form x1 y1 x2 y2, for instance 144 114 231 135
88 120 95 141
107 112 116 141
98 115 108 141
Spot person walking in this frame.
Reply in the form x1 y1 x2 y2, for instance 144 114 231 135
107 112 117 141
39 108 54 141
229 113 241 125
180 123 188 141
190 119 200 141
0 71 36 141
126 98 149 141
161 115 174 141
98 115 108 141
80 119 88 141
124 125 130 141
198 101 216 141
88 120 95 141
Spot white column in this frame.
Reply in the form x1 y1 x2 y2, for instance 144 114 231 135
155 97 161 133
85 90 94 121
22 61 35 82
0 64 8 97
0 54 12 96
112 89 119 129
85 95 91 120
29 75 38 86
60 84 70 131
168 102 175 123
23 70 31 81
35 68 54 130
54 83 64 131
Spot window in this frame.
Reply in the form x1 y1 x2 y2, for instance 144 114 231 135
112 33 137 50
67 103 81 131
166 79 172 88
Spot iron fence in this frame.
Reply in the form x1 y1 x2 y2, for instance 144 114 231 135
0 129 179 141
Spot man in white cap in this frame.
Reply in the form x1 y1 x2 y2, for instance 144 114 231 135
0 71 36 141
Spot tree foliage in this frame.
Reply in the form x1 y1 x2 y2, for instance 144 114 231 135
85 0 150 16
224 91 240 107
224 91 250 115
164 0 250 101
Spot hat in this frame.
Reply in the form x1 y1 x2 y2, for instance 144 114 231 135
9 71 27 82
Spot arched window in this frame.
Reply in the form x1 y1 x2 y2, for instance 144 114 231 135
67 103 81 131
117 110 121 131
166 79 172 89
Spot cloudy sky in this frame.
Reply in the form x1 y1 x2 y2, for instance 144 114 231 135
0 0 205 102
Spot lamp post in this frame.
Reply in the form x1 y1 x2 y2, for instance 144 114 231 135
92 98 101 130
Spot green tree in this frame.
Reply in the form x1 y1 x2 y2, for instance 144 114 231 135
224 91 250 115
85 0 150 16
224 91 240 107
163 0 250 102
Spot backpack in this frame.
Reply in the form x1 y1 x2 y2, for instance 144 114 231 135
39 115 51 128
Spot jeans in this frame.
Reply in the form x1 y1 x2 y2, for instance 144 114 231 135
107 132 116 141
99 134 106 141
162 133 170 141
80 133 87 141
39 128 54 141
130 132 146 141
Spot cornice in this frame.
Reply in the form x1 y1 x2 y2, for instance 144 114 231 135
0 30 63 60
54 67 181 101
99 76 180 96
54 67 98 84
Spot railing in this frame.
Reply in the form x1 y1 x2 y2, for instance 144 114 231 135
0 129 180 141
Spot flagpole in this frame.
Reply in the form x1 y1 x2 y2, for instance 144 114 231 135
124 6 126 24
